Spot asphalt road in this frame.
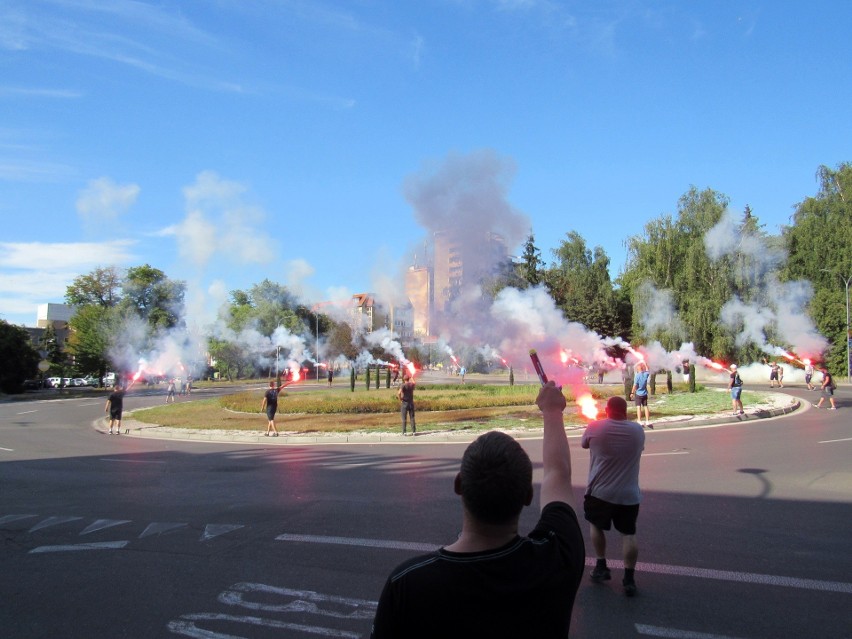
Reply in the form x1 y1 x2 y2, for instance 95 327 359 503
1 384 850 638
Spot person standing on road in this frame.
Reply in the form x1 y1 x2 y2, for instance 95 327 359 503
804 360 815 390
729 364 744 415
398 374 416 435
371 381 585 638
815 366 838 410
166 378 176 403
260 378 292 436
582 395 645 597
630 361 652 429
104 385 126 435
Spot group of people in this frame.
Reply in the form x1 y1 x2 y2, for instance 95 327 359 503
371 383 645 637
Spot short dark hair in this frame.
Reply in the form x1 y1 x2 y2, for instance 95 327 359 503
458 431 532 525
606 396 628 419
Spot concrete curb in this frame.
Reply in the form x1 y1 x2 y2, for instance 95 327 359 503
97 396 803 446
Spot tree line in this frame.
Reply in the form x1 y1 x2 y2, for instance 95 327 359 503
1 162 848 393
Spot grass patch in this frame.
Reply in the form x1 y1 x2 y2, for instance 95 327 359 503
131 383 760 434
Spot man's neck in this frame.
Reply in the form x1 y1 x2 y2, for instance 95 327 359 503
444 518 519 553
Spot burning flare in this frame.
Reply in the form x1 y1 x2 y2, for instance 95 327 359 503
576 393 598 420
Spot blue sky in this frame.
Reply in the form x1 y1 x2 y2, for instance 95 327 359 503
1 0 850 329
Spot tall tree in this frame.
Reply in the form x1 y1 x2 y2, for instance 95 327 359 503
520 232 544 287
544 231 626 338
783 163 852 375
65 266 122 308
121 264 185 331
0 320 40 392
66 305 116 381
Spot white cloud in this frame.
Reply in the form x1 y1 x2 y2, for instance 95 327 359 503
76 177 140 224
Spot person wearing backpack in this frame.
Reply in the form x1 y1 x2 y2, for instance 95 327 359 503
815 366 838 410
728 364 744 415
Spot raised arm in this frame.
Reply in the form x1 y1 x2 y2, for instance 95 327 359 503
536 381 576 512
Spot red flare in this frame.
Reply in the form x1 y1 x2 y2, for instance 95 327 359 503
405 361 417 378
576 393 598 420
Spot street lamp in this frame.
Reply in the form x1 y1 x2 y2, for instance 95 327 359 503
821 269 851 381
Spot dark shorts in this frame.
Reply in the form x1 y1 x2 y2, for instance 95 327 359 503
805 374 812 384
634 394 648 407
266 405 277 420
731 387 742 400
769 371 778 380
584 494 639 535
109 409 122 420
822 387 834 397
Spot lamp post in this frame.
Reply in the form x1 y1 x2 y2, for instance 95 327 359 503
822 269 851 381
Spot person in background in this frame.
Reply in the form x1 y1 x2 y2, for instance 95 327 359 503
105 385 126 435
630 361 652 429
371 381 585 637
582 395 645 597
729 364 744 415
815 366 838 410
804 360 815 391
398 374 416 435
166 378 176 403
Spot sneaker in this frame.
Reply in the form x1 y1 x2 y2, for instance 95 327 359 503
829 407 837 410
590 566 611 582
623 579 637 597
109 429 114 435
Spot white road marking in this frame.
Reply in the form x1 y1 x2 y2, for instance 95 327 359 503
100 458 167 464
80 519 132 535
140 522 187 538
275 533 852 594
276 533 437 552
0 514 36 525
30 541 129 553
818 436 852 443
644 451 690 456
29 516 83 532
201 524 244 541
16 410 37 415
0 446 13 451
636 624 748 639
219 582 376 618
168 614 360 638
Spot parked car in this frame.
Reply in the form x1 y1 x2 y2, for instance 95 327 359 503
70 378 87 386
46 377 61 388
82 376 100 386
23 379 44 390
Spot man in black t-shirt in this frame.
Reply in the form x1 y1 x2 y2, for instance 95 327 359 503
104 386 126 435
398 374 416 435
371 381 584 639
260 378 293 436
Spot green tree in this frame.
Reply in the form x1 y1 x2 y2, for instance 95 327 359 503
520 232 544 286
783 163 852 375
0 320 40 393
544 231 626 338
65 266 122 308
66 305 116 382
121 264 185 332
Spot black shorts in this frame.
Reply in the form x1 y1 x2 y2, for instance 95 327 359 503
266 405 277 420
109 409 122 420
584 494 639 535
634 394 648 407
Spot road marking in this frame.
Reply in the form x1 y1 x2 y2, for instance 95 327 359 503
168 614 360 638
140 522 187 538
644 451 690 456
100 458 167 464
275 533 852 594
0 514 36 525
220 583 376 618
201 524 244 541
80 519 132 535
818 437 852 443
276 533 437 552
0 446 13 451
16 410 37 415
30 541 129 553
636 624 747 638
29 516 83 532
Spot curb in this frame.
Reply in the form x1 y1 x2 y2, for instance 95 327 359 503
96 397 803 446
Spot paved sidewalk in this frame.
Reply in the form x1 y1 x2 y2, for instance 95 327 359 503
103 393 802 446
